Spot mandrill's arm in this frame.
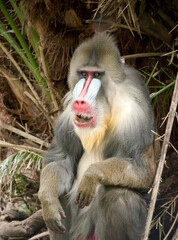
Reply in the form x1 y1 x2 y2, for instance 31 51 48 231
76 144 156 208
38 109 83 233
39 160 68 233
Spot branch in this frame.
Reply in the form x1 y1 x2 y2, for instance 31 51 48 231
29 231 49 240
163 213 178 240
143 72 178 240
0 210 45 239
2 122 49 148
0 140 45 154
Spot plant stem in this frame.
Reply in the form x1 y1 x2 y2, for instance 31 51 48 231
0 0 36 67
143 72 178 240
0 1 46 89
150 81 175 99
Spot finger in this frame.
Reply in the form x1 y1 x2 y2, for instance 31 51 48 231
59 209 66 219
48 219 66 233
82 194 93 208
56 219 66 232
46 212 66 233
46 220 60 233
80 195 89 208
78 194 89 208
76 192 85 205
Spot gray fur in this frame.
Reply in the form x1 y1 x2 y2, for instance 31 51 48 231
103 65 155 164
43 106 83 195
50 186 147 240
68 33 122 90
95 187 147 240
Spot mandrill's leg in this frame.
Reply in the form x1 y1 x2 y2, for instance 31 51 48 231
95 187 147 240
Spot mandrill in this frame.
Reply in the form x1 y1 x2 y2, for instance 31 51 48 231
38 33 157 240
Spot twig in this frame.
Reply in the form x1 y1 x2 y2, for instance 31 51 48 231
161 49 178 56
143 72 178 240
171 228 178 240
39 45 59 111
0 66 33 116
28 231 49 240
163 213 178 240
0 140 45 154
169 24 178 34
120 11 134 37
122 52 166 60
0 42 45 111
160 112 169 128
151 130 178 153
0 41 54 127
151 195 178 229
2 123 49 148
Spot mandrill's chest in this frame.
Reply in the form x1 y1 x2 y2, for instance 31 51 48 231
76 147 103 183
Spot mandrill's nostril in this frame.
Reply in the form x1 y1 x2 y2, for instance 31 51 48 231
73 98 88 111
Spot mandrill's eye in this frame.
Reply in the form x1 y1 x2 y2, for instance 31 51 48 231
81 72 88 79
93 72 101 78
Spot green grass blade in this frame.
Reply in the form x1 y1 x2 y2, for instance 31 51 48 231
9 0 23 23
0 0 37 67
152 95 158 108
167 59 178 69
161 67 174 81
150 81 175 99
161 85 174 107
0 22 51 99
143 71 166 86
0 1 49 94
0 22 44 85
9 0 40 55
146 61 159 86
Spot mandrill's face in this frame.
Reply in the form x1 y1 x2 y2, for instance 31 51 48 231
72 68 103 128
67 33 124 151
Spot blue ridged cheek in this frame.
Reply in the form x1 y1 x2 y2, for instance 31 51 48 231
72 78 85 101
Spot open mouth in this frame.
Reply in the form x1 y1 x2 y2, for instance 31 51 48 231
75 114 93 123
74 113 96 127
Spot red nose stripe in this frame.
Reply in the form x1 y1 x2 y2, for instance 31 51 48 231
73 73 93 111
79 73 92 99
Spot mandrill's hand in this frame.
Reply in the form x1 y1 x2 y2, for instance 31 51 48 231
76 173 99 208
41 198 66 233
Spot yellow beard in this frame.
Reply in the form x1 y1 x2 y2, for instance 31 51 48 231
75 113 110 152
